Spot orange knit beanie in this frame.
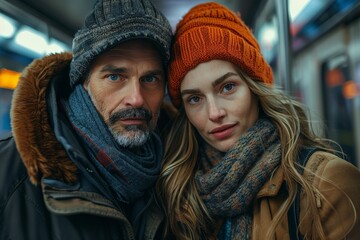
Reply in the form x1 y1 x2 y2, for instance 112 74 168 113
168 2 273 108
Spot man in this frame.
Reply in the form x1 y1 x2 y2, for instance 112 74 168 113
0 0 172 239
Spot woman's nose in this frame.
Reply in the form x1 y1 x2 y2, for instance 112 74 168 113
208 100 225 122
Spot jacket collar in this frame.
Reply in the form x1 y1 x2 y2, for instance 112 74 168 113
11 52 77 184
256 165 285 198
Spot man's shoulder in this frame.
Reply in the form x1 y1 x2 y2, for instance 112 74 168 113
0 132 20 161
0 131 13 141
0 134 30 210
0 132 29 176
0 132 18 161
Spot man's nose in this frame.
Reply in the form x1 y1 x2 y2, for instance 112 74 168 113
123 80 145 107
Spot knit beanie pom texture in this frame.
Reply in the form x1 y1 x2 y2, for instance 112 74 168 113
69 0 172 87
168 2 273 108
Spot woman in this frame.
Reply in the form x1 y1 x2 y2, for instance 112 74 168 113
157 2 360 240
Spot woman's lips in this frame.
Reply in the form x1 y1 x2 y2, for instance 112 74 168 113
209 123 237 140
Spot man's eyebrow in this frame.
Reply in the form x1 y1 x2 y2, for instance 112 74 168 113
143 69 164 76
212 72 238 87
99 65 127 73
99 65 163 76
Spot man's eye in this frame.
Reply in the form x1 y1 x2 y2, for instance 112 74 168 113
222 83 235 93
142 75 158 83
107 74 120 81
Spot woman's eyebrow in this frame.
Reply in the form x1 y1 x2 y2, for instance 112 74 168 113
212 72 238 87
181 72 238 96
181 88 201 96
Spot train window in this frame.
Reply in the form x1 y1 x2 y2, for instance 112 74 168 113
289 0 331 50
254 1 279 85
253 0 360 165
289 0 359 52
321 53 356 165
257 16 278 66
257 14 284 89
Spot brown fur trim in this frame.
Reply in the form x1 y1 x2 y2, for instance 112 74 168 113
11 53 77 184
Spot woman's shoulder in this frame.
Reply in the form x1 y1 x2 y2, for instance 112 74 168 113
304 150 360 194
305 150 360 180
303 150 360 239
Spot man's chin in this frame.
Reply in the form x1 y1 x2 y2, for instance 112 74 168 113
112 130 151 147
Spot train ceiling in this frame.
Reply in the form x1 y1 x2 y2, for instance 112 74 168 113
1 0 264 38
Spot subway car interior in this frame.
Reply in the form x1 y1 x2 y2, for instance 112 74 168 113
1 0 360 166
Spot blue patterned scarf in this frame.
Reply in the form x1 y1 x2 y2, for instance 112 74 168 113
62 84 163 204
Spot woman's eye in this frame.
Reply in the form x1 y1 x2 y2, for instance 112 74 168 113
107 74 120 81
188 96 201 105
222 83 236 93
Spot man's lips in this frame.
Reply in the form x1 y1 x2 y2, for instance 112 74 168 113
209 123 237 139
120 117 147 125
109 108 151 125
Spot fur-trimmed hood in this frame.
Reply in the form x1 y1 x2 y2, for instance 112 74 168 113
11 53 77 184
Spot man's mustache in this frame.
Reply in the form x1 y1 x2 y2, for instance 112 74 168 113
109 108 152 125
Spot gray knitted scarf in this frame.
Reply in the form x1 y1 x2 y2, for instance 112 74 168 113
62 84 162 205
196 118 282 239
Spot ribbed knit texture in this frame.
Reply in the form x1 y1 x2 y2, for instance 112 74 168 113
196 118 282 239
168 2 273 107
70 0 172 86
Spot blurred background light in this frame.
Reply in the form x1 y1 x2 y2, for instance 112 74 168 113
0 68 20 90
288 0 310 22
46 38 68 54
14 26 48 55
0 13 16 38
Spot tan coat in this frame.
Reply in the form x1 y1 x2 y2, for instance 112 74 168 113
252 151 360 240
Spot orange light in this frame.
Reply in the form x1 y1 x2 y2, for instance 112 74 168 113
343 80 360 99
326 69 344 87
0 68 20 89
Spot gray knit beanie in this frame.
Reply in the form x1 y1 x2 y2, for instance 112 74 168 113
69 0 172 86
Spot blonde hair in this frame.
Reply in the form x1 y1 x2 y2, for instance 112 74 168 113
157 70 341 240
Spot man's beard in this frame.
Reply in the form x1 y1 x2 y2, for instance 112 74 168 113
108 108 153 148
87 86 153 147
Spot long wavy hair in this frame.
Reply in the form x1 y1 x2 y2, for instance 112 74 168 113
157 69 342 240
